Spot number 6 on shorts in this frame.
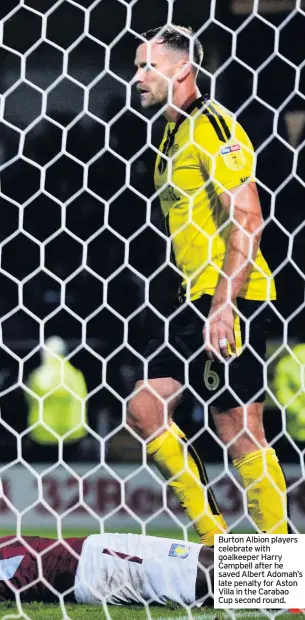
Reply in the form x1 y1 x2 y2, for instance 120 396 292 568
203 360 220 391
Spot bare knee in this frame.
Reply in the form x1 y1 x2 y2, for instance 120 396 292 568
127 378 182 440
211 403 268 460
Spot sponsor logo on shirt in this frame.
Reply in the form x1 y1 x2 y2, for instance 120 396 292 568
220 144 241 154
168 543 190 559
220 142 246 170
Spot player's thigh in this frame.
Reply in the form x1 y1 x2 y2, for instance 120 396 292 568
129 303 203 433
190 298 271 411
141 304 204 387
127 378 183 439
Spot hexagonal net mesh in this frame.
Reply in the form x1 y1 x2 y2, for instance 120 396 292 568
0 0 304 616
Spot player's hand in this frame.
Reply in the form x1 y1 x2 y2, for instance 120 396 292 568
203 302 236 361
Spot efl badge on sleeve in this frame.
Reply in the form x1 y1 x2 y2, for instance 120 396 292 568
220 143 246 170
168 543 190 559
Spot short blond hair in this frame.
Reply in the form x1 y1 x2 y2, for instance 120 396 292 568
141 25 204 72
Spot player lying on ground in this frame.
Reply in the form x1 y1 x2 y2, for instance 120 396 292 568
0 532 213 606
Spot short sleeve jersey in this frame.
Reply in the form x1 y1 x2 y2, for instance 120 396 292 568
154 96 276 302
75 533 201 606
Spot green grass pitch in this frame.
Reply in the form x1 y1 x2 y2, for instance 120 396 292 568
0 604 298 620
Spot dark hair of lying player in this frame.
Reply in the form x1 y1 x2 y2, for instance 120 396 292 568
195 546 214 603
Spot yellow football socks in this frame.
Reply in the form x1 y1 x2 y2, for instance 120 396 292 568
146 421 227 546
233 447 288 533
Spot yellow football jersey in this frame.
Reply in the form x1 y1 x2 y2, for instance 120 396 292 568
154 97 276 302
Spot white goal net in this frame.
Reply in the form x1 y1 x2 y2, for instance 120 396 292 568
0 0 304 616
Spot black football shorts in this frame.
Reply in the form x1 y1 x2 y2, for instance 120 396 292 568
136 294 272 410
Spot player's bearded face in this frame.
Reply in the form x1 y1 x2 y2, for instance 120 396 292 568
135 42 177 108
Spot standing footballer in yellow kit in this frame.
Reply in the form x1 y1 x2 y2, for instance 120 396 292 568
127 25 288 544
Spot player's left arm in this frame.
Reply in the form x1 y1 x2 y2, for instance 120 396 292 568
216 182 264 301
207 182 264 360
196 113 262 360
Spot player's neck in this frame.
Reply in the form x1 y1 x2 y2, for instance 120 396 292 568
163 86 201 123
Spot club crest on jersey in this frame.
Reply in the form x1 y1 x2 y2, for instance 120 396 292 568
168 543 190 559
220 142 245 170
